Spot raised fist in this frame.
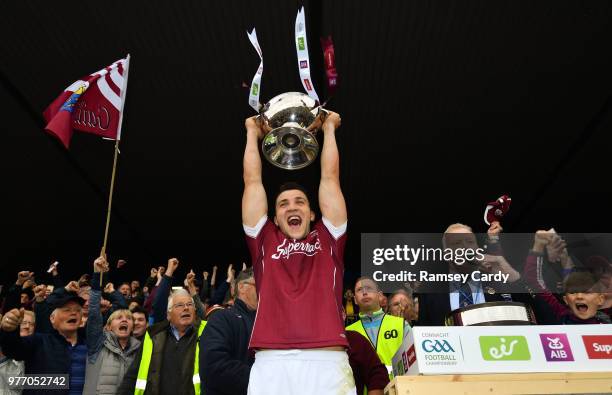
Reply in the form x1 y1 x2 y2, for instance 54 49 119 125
1 308 24 332
166 258 179 277
94 256 109 273
104 282 115 293
16 271 34 286
33 285 47 301
65 281 80 293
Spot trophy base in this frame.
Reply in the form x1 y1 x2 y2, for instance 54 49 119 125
445 301 537 326
262 126 319 170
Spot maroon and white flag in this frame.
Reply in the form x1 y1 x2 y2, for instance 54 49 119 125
43 56 130 148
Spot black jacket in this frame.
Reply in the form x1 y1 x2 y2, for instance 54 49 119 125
199 298 256 395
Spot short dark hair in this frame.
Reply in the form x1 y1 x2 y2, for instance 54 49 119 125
275 182 312 206
563 271 600 294
130 306 149 322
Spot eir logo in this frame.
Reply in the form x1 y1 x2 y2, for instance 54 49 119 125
582 335 612 359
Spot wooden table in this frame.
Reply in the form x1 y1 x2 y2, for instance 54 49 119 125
384 372 612 395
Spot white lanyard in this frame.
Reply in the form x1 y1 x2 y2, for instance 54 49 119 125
247 28 263 112
295 6 320 103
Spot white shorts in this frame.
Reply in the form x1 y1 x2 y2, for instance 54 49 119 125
247 349 356 395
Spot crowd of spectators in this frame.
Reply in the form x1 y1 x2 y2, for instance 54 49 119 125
0 225 609 394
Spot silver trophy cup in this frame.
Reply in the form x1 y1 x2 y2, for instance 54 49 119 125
259 92 326 170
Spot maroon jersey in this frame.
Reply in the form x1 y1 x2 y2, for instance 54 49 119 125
245 217 348 349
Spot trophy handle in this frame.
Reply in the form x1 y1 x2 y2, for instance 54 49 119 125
307 107 328 134
256 113 272 134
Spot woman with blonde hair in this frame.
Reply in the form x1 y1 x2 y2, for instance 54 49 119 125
83 256 141 395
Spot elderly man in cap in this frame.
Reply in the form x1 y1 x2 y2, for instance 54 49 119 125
0 284 87 395
118 258 207 395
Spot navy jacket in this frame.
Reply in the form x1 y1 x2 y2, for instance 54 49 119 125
199 298 255 395
0 327 87 395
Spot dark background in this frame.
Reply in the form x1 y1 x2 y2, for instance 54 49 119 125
1 0 611 286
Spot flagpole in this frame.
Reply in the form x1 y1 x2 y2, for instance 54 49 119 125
100 54 131 284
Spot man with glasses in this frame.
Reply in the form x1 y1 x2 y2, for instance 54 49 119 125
199 268 257 395
19 310 36 336
119 258 207 395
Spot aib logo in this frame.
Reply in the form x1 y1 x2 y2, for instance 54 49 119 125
422 339 455 353
539 334 574 362
479 336 531 361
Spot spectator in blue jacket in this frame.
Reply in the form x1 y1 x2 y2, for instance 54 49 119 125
199 267 258 395
0 286 87 395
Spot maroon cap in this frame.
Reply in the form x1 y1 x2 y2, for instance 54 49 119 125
484 195 512 225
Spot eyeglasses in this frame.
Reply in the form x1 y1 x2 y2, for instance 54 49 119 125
356 285 377 294
171 302 195 310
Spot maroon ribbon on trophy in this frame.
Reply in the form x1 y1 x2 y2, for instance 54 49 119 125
320 36 338 98
484 195 512 225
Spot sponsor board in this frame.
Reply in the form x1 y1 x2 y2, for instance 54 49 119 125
392 325 612 376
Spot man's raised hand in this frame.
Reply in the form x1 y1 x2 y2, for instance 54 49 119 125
245 116 265 139
65 281 80 293
322 111 341 132
1 308 24 332
16 271 34 286
104 282 115 294
166 258 179 277
94 256 109 273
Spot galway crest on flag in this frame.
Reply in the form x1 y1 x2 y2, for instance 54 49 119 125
43 57 129 148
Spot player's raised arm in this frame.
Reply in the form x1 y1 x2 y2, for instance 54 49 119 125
318 111 347 227
242 116 268 227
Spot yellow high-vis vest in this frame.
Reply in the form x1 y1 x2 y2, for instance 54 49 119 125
346 313 404 378
134 321 207 395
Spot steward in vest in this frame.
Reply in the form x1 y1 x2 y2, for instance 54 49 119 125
118 258 207 395
346 278 409 378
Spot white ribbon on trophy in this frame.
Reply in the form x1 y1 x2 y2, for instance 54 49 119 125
247 28 264 112
295 7 320 103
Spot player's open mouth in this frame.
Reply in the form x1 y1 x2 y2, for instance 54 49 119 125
67 318 78 324
118 323 129 332
575 302 589 313
288 216 302 228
